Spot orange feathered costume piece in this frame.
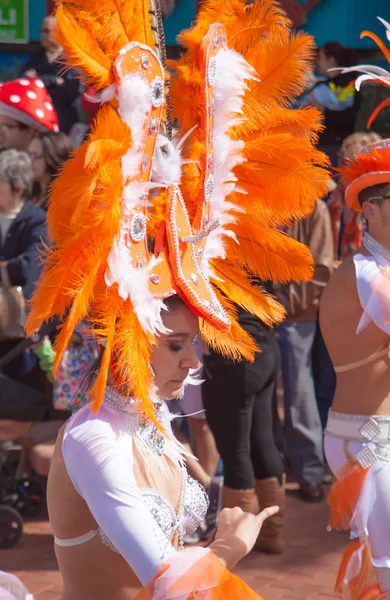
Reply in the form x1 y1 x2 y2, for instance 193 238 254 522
26 0 329 423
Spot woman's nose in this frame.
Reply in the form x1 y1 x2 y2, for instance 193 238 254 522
181 346 201 370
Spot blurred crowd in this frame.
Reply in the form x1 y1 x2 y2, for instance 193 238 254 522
0 16 389 553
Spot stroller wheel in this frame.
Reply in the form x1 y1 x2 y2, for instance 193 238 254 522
14 477 45 516
0 506 23 549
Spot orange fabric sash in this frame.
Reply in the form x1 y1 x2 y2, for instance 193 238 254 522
136 548 263 599
328 461 381 599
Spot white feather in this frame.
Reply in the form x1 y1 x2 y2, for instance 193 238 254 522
105 73 167 335
151 134 183 185
117 76 151 148
377 16 390 42
202 48 256 273
355 73 390 91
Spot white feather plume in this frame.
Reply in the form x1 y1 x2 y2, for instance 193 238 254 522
335 17 390 90
202 48 256 274
377 16 390 42
151 134 183 185
105 74 167 334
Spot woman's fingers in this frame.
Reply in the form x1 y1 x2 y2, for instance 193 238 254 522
256 505 279 525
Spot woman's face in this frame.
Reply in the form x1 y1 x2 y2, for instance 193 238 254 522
151 303 200 400
317 49 336 75
0 176 23 213
29 138 47 183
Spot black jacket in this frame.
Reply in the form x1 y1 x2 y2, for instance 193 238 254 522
0 201 47 302
21 49 80 134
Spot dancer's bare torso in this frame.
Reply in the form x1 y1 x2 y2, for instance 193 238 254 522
320 248 390 416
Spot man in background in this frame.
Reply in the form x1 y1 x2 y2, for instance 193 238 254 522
273 199 334 502
21 15 80 134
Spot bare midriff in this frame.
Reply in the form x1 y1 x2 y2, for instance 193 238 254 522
332 357 390 416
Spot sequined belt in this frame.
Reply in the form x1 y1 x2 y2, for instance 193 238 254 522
325 410 390 468
325 410 390 443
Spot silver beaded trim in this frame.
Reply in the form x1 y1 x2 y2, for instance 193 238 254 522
103 387 166 455
207 58 217 85
363 232 390 264
359 139 390 155
328 410 390 423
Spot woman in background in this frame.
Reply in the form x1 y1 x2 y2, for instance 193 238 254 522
299 42 360 166
29 131 72 210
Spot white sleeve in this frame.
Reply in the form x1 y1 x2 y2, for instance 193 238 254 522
62 412 176 587
354 253 390 336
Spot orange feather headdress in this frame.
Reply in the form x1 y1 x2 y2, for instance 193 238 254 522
340 140 390 211
26 0 329 422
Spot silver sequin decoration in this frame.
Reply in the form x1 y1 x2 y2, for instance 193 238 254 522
151 77 164 107
130 213 147 242
141 488 177 535
356 445 377 468
359 417 382 441
104 388 165 455
182 475 209 534
137 415 165 455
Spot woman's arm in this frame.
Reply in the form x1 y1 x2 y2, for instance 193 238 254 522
63 414 176 587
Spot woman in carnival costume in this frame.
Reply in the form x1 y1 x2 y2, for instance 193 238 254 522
321 18 390 600
26 0 328 598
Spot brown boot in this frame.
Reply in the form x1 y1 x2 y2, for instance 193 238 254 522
255 475 285 554
222 486 256 512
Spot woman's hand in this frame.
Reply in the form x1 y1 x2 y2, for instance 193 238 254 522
209 505 279 570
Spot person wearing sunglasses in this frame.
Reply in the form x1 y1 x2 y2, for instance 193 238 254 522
321 139 390 599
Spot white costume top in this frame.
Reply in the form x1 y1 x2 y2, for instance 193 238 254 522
60 387 209 587
353 234 390 336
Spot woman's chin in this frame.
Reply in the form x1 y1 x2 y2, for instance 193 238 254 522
161 383 184 401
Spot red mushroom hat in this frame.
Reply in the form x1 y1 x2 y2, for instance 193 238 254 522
0 78 59 132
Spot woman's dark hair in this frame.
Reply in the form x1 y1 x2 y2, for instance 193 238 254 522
34 130 73 177
32 131 73 206
163 294 186 311
321 42 357 68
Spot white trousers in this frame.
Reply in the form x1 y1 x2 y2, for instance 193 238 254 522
325 411 390 592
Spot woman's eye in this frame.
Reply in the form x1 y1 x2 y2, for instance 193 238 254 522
169 343 183 352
